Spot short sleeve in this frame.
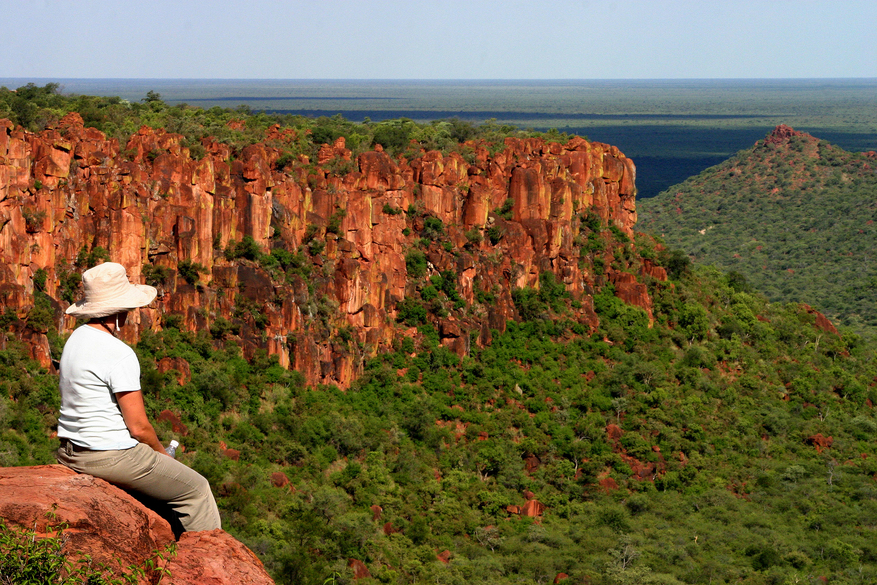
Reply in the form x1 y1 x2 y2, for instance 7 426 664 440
105 350 141 393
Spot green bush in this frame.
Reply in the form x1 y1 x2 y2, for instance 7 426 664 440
382 202 403 215
162 313 183 330
177 260 207 286
143 264 172 287
263 247 310 279
396 297 427 326
421 216 444 241
405 250 428 278
26 292 55 333
658 248 691 280
511 272 569 321
678 303 709 341
209 317 240 340
464 227 483 246
74 246 110 270
33 268 47 292
326 209 347 235
224 236 262 261
486 225 505 245
371 118 417 153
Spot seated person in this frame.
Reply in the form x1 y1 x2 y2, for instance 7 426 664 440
56 262 220 533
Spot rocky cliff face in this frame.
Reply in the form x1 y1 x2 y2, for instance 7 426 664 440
0 465 274 585
0 114 657 386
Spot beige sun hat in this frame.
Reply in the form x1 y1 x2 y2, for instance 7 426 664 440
65 262 157 318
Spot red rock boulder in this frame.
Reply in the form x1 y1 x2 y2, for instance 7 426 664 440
0 465 274 585
167 529 274 584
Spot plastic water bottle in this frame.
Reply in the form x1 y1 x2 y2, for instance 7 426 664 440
165 440 179 458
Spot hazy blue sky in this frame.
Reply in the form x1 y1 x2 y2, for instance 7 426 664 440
4 0 875 79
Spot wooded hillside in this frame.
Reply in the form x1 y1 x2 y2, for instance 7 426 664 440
639 125 877 338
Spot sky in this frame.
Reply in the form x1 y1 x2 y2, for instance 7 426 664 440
3 0 875 79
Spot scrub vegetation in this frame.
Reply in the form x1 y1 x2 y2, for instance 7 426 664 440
0 83 538 163
638 129 877 339
0 516 176 584
4 262 877 584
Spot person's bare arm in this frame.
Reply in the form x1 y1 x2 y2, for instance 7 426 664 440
116 390 167 454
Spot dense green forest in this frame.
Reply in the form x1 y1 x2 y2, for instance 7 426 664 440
4 85 877 584
638 128 877 338
6 258 877 583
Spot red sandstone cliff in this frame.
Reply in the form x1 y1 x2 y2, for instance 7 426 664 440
0 114 657 386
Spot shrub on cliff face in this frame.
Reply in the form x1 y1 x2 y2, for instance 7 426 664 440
594 284 650 333
405 250 427 278
486 224 505 245
73 246 110 270
306 238 325 257
25 293 54 334
209 317 239 340
142 264 172 287
464 227 483 247
32 269 48 293
56 264 81 304
325 209 347 235
224 236 262 262
382 202 403 216
512 272 570 321
396 298 427 326
177 260 207 286
496 198 514 220
260 247 311 281
233 294 269 331
420 216 444 241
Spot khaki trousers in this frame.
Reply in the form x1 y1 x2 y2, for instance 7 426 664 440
56 442 221 532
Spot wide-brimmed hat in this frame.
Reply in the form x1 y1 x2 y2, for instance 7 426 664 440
65 262 157 318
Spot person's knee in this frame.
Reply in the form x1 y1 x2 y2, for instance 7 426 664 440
194 474 218 507
192 472 210 494
186 488 221 531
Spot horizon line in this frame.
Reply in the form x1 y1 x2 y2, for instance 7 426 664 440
2 77 876 82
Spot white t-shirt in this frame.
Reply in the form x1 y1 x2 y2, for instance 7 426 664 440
57 325 141 450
